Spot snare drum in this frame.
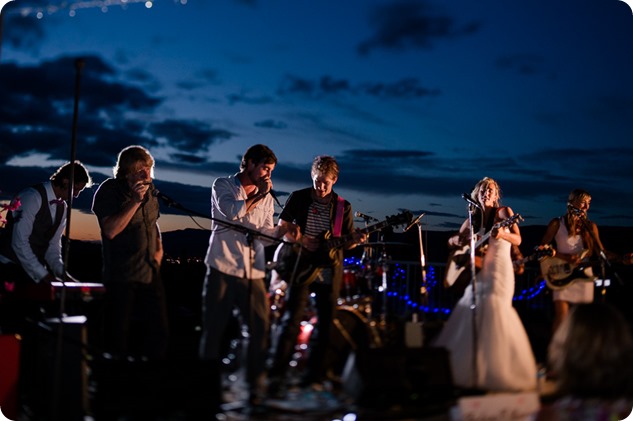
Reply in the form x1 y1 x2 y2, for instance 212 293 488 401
341 268 375 301
341 269 360 299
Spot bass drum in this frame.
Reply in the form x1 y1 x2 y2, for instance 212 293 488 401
325 305 382 379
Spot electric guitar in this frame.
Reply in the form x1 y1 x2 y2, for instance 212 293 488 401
444 213 523 289
273 210 413 286
513 244 555 270
540 249 597 290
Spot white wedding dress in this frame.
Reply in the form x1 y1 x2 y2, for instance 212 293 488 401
433 232 537 392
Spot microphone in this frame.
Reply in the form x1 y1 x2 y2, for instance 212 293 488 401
404 213 425 232
152 186 179 208
355 211 378 222
569 206 586 219
268 189 283 208
461 193 481 209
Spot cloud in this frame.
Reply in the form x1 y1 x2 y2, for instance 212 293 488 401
124 67 162 91
254 119 288 129
357 0 480 55
1 8 46 52
320 146 633 209
278 75 439 99
345 149 433 160
148 119 234 151
0 56 159 164
0 55 229 168
496 54 546 76
176 68 221 91
226 93 274 105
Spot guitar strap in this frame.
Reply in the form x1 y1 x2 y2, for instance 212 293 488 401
332 196 345 237
486 207 499 232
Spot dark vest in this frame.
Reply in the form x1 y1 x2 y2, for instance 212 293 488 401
0 184 64 266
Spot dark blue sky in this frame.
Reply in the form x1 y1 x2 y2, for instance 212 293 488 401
1 0 633 239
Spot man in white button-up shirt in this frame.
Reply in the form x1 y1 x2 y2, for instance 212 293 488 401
199 144 297 415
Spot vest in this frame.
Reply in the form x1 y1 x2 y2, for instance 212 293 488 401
0 184 64 266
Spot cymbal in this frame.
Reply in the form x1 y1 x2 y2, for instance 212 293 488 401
361 241 410 247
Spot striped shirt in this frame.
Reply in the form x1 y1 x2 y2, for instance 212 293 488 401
305 200 333 284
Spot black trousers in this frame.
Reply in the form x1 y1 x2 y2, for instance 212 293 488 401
269 281 336 384
102 275 169 360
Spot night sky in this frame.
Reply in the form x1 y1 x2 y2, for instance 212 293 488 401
1 0 633 241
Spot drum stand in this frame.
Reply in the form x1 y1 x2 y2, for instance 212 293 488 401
404 213 428 316
378 247 389 329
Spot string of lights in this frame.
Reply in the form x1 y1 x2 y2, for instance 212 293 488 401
343 256 549 316
4 0 187 19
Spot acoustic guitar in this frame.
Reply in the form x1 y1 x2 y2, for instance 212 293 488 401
444 213 523 290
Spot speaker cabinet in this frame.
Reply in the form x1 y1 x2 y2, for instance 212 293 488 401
342 346 455 409
21 316 88 420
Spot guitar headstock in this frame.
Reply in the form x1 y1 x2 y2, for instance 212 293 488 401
533 244 555 260
498 213 523 228
386 210 414 229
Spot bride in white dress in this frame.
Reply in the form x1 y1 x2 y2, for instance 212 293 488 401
434 177 537 392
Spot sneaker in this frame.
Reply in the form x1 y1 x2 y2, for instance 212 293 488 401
267 376 285 399
307 382 325 392
247 392 269 415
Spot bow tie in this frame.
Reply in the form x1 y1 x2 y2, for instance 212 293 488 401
49 198 65 205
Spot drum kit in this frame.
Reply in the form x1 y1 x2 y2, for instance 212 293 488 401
267 211 427 379
268 239 413 375
341 240 414 328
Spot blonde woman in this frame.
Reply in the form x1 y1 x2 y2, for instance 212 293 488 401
434 177 537 392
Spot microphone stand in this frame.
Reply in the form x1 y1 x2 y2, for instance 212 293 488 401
466 202 479 389
154 189 286 245
155 188 289 410
358 214 373 302
51 57 85 421
577 216 623 299
405 214 428 319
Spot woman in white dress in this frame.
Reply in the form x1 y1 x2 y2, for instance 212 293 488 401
434 177 537 392
540 189 619 335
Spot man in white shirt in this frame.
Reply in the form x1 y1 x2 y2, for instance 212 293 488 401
199 144 296 415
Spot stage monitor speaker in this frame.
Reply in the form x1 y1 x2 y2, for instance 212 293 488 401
342 346 455 409
0 334 21 421
91 357 221 418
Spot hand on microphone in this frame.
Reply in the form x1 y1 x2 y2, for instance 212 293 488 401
132 180 151 204
569 206 586 219
257 178 273 196
255 178 283 207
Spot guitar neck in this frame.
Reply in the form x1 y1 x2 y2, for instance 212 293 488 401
473 214 522 249
326 220 390 249
474 231 492 250
513 254 534 266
